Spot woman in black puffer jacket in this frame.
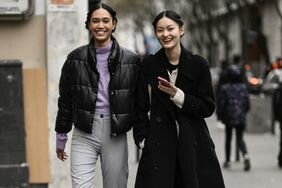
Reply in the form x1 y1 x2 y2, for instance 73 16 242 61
54 3 140 188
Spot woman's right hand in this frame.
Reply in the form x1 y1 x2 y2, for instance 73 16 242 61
158 81 177 97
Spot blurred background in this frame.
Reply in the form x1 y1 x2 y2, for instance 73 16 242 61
0 0 282 187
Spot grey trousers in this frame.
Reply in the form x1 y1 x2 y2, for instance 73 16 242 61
70 114 128 188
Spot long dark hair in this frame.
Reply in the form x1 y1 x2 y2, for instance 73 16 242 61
85 3 118 32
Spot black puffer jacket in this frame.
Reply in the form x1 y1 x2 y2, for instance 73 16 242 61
55 37 140 136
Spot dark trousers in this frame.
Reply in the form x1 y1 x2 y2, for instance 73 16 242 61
278 121 282 161
225 124 248 162
174 159 182 188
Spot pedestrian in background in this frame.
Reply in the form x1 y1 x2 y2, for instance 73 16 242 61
133 10 225 188
55 3 140 188
232 54 248 83
272 81 282 168
215 59 229 96
216 64 251 171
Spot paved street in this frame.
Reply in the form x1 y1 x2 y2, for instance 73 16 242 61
94 115 282 188
207 116 282 188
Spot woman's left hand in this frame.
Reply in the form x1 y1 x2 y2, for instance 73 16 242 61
158 81 177 97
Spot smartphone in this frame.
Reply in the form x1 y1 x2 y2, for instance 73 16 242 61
157 76 171 87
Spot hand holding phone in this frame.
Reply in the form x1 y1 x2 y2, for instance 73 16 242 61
158 76 171 87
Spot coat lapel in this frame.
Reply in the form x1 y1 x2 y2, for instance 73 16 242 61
150 49 176 118
175 46 196 86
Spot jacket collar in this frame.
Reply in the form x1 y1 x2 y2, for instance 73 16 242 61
88 36 120 74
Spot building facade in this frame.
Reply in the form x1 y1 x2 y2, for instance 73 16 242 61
187 0 282 79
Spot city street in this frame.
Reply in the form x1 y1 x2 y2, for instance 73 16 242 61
93 115 282 188
1 1 282 187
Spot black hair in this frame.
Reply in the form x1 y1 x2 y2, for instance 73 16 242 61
220 59 229 70
226 65 243 83
85 3 118 32
276 57 282 61
233 54 241 64
152 10 184 32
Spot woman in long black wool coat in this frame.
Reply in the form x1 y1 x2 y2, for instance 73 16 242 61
133 10 225 188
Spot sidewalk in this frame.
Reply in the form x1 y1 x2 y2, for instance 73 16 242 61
209 115 282 188
94 115 282 188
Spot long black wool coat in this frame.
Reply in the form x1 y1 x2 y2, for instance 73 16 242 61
133 47 225 188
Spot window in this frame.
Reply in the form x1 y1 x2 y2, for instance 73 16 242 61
0 0 33 20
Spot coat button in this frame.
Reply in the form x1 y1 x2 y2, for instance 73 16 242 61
156 117 162 123
155 141 160 146
112 133 117 137
153 163 158 170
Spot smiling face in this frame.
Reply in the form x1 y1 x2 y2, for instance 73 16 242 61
88 8 116 47
155 17 184 50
